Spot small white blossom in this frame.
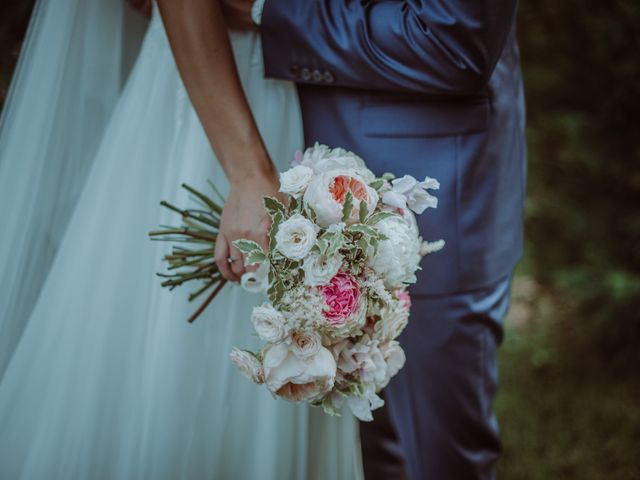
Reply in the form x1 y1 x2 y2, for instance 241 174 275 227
275 214 318 260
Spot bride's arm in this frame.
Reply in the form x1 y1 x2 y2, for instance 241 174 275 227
157 0 280 283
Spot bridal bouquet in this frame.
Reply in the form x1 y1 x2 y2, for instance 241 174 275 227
150 144 444 420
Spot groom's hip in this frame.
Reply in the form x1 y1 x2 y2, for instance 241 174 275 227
361 274 513 480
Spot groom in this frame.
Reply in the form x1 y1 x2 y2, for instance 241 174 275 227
220 1 526 479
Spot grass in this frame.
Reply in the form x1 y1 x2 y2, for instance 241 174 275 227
496 279 640 479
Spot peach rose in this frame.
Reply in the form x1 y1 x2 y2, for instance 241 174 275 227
303 169 378 228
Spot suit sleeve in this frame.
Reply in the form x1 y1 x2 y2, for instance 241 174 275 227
261 0 517 95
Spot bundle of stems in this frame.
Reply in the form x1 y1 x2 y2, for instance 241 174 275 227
149 182 227 323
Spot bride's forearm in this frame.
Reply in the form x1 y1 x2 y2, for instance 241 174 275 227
157 0 275 184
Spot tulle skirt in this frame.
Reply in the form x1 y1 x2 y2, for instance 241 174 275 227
0 12 361 480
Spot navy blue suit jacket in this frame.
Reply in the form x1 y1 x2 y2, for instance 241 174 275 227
261 1 526 295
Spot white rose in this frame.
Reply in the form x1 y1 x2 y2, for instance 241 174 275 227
229 348 264 384
367 211 422 288
251 303 288 343
263 341 336 403
303 252 343 286
289 331 322 359
303 169 378 228
279 165 314 198
275 214 318 260
379 341 406 389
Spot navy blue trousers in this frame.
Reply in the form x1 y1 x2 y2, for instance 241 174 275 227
360 276 512 480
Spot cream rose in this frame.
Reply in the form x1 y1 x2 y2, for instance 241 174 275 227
303 169 378 228
275 214 318 260
251 303 288 343
229 348 264 384
303 251 343 286
263 341 336 403
279 165 314 198
289 331 322 360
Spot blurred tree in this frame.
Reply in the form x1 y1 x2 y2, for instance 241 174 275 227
518 0 640 359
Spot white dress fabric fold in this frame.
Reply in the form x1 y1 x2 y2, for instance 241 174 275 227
0 9 362 480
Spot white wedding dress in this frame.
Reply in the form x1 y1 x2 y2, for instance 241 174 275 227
0 4 362 479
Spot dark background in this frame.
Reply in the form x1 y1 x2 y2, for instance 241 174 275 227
1 2 639 478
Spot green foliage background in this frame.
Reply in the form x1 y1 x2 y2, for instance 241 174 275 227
518 0 640 357
1 1 638 478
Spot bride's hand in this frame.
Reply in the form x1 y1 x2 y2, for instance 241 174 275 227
215 170 281 282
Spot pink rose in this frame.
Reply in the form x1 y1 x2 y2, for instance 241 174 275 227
320 273 362 326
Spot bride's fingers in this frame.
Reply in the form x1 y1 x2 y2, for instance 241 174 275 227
228 244 246 279
215 233 239 282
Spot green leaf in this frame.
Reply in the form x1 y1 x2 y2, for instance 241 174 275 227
233 239 263 255
305 204 318 223
326 233 347 257
341 191 354 223
366 211 396 225
268 211 283 254
264 196 287 219
368 179 385 191
359 200 369 223
289 196 299 212
315 237 329 256
246 250 267 266
348 224 379 238
268 278 286 304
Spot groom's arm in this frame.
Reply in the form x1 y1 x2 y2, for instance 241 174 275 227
260 0 517 95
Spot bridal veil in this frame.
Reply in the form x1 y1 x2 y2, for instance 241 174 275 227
0 0 147 375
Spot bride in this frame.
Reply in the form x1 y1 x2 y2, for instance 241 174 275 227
0 0 362 478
